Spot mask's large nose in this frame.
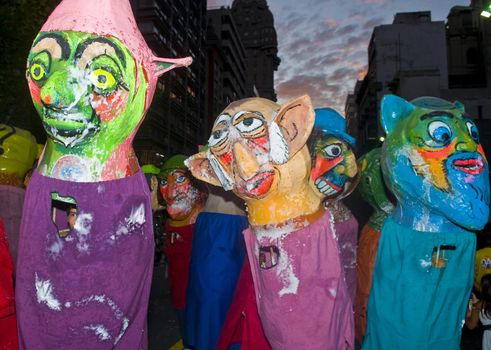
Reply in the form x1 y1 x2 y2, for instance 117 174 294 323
233 141 260 181
40 70 88 109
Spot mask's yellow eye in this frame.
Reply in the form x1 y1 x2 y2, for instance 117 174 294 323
89 68 117 92
30 63 46 81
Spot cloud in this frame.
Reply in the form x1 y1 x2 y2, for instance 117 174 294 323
362 16 386 30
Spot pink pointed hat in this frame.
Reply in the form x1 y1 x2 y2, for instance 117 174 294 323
40 0 192 108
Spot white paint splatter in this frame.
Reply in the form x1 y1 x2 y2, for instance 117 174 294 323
74 212 94 253
97 185 105 194
84 324 111 341
127 204 145 226
115 318 130 344
35 273 61 311
48 239 64 257
329 288 337 297
112 204 146 241
254 221 300 241
75 212 93 236
419 258 432 268
276 242 299 297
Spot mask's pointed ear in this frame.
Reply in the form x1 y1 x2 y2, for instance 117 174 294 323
153 56 193 77
380 94 415 134
185 152 222 188
454 100 465 113
270 95 315 164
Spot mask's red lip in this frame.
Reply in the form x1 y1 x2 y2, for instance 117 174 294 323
453 158 484 175
237 171 275 197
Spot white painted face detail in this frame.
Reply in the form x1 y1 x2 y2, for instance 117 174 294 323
268 121 289 165
207 151 234 190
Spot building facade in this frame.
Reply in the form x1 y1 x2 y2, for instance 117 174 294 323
206 7 250 130
347 7 491 156
131 0 207 160
231 0 280 101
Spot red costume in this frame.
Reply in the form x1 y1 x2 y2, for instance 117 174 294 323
0 217 18 349
163 222 194 309
217 258 271 350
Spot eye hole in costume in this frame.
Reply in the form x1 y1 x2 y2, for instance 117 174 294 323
160 178 167 186
466 121 479 143
50 192 78 239
428 121 452 144
258 245 280 270
323 143 343 159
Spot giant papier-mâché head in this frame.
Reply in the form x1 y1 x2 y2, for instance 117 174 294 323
186 96 319 226
381 95 490 231
0 124 38 186
159 154 207 224
27 0 192 181
309 108 358 202
358 147 394 227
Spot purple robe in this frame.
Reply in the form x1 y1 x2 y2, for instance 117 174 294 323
334 215 359 304
244 211 354 350
16 171 154 349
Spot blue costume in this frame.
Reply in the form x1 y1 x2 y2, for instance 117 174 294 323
363 95 490 350
363 217 475 349
184 212 247 350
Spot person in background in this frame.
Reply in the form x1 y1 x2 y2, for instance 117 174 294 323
160 155 207 343
466 274 491 350
142 164 166 265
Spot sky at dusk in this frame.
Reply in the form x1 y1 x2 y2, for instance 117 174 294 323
207 0 467 113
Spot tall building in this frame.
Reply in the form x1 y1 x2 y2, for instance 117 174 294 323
231 0 280 101
206 7 250 130
444 1 491 156
346 7 491 156
347 12 448 153
131 0 207 160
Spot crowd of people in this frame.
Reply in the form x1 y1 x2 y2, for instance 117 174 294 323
0 0 490 349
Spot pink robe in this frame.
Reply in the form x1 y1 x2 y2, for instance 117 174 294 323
244 211 354 349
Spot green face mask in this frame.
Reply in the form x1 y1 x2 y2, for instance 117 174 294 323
358 147 394 229
27 31 147 181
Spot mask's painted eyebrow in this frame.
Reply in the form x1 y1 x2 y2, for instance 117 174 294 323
31 33 70 60
419 111 454 120
74 38 126 69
